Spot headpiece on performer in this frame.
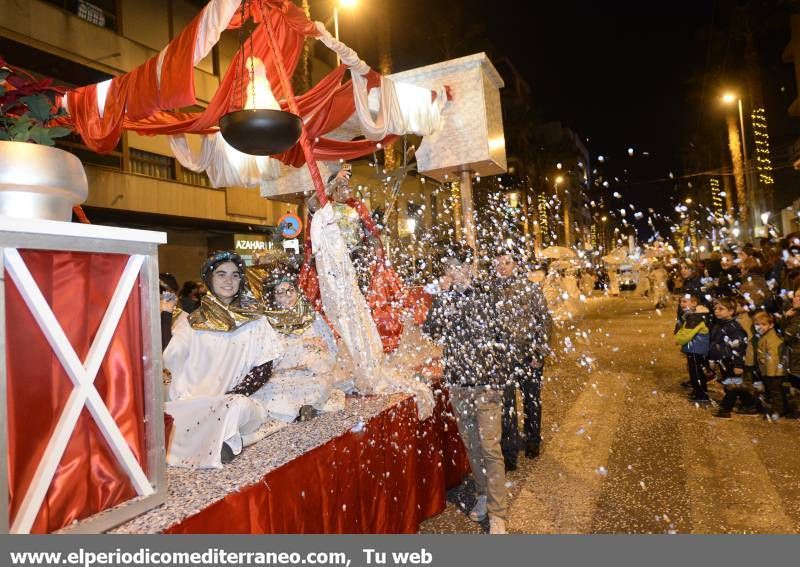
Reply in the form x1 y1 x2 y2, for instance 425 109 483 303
190 250 262 332
263 254 302 296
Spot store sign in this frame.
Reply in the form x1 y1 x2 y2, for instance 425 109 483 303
235 238 269 251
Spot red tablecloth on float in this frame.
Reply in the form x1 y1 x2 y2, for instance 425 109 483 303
165 387 469 534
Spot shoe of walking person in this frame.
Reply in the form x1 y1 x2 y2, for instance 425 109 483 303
469 495 487 522
687 394 710 404
504 460 517 472
714 409 732 418
525 441 540 459
489 516 507 534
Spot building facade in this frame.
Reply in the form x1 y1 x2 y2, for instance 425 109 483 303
1 0 300 284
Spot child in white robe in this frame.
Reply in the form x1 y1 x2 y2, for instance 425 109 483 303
254 279 342 422
164 251 282 469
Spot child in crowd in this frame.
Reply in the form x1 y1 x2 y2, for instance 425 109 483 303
736 297 760 414
779 287 800 383
708 297 751 418
675 293 711 402
752 311 787 420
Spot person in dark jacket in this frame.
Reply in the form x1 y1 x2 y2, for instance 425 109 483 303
178 280 205 314
715 251 741 297
422 244 508 534
778 286 800 415
708 296 751 418
159 272 180 350
491 246 552 470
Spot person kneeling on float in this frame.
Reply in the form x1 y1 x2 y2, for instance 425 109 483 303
163 251 283 469
254 276 344 422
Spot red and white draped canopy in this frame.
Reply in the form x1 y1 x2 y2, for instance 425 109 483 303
58 0 448 201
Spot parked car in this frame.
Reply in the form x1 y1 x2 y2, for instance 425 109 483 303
619 266 637 291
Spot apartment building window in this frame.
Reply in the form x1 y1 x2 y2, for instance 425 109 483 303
130 149 176 181
41 0 118 31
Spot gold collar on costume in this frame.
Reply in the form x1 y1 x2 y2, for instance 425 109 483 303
264 297 316 336
188 292 263 332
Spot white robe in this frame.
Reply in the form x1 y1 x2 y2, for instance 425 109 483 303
252 315 343 422
608 271 620 295
579 274 595 297
650 268 670 307
563 274 580 299
164 312 283 469
310 202 434 419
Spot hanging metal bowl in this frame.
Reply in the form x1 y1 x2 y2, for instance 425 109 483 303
219 109 303 156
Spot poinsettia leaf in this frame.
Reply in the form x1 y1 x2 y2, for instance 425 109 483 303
0 69 9 83
0 130 10 141
12 115 32 128
19 94 52 122
47 126 72 139
28 125 55 146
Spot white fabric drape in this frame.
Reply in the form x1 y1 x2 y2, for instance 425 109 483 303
170 132 282 188
313 22 448 141
310 203 434 419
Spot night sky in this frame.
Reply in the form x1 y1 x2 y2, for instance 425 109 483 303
342 0 799 235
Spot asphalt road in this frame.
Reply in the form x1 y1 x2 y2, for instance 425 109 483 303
420 295 800 534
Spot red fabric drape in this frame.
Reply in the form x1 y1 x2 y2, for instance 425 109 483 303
166 387 469 534
60 0 396 166
300 199 407 352
5 250 148 533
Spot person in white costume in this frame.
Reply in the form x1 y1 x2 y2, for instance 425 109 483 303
562 268 580 299
253 278 344 422
649 262 670 308
634 266 651 297
608 267 621 296
163 251 283 469
579 270 596 297
307 176 434 419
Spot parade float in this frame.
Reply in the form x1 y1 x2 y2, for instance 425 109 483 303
0 0 507 533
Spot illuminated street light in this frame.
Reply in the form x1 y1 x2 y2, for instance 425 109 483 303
685 198 693 204
720 91 750 234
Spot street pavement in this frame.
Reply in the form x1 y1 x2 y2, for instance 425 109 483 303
420 295 800 534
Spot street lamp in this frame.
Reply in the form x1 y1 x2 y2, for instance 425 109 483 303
333 0 358 65
721 91 751 234
600 215 608 251
554 175 570 246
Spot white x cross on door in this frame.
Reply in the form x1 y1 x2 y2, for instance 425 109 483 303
4 249 154 534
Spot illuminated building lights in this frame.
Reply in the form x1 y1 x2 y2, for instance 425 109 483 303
751 107 774 186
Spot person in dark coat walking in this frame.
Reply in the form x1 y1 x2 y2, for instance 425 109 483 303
423 245 508 534
491 246 552 471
